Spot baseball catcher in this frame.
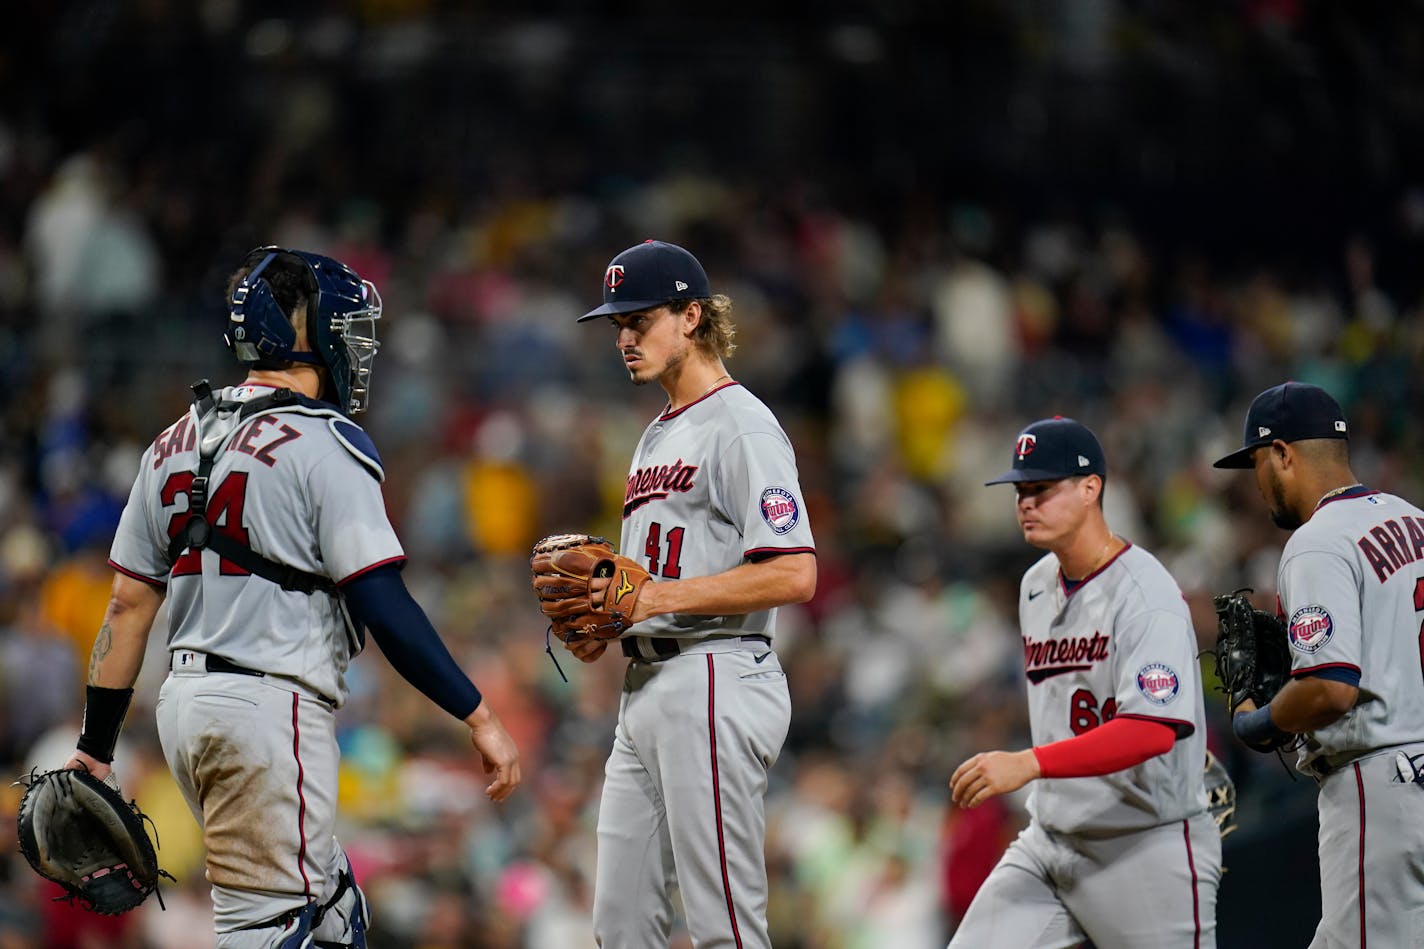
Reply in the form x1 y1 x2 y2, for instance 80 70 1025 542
530 533 652 644
1212 588 1293 748
16 768 171 915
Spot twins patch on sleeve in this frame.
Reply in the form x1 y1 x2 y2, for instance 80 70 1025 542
1136 663 1181 705
1288 605 1333 653
759 487 800 534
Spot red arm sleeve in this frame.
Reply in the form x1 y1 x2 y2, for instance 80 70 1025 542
1032 716 1177 778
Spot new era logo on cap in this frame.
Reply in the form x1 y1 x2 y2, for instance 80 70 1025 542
579 240 713 322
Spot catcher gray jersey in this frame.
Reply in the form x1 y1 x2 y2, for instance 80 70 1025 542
108 383 404 704
1019 543 1209 833
619 381 815 639
1276 487 1424 775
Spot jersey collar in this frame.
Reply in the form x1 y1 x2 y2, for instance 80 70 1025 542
1313 483 1375 512
1058 541 1133 598
658 380 739 421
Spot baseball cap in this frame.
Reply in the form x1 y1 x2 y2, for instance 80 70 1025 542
578 240 712 322
985 417 1107 485
1212 382 1348 469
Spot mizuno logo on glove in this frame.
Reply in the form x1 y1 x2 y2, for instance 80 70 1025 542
613 570 635 605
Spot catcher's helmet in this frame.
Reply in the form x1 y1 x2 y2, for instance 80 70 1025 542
226 247 382 414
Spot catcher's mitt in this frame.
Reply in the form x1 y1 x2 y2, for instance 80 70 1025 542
1204 750 1238 840
1212 588 1291 711
531 533 652 643
16 768 171 914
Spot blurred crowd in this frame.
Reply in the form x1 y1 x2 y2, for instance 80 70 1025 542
3 3 1424 947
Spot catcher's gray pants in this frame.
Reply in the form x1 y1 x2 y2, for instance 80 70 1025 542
948 813 1221 949
1309 741 1424 949
592 638 790 949
157 659 358 944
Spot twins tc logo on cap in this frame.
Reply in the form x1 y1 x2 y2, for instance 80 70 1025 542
605 264 625 290
760 487 800 535
1136 663 1181 705
1289 605 1334 653
1016 434 1037 460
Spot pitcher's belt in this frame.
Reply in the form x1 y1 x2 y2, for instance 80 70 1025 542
621 634 770 662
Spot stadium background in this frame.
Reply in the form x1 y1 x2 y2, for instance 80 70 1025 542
2 2 1421 946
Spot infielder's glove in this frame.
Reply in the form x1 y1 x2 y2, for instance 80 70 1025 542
1203 750 1238 840
531 533 652 642
16 768 171 915
1212 588 1291 711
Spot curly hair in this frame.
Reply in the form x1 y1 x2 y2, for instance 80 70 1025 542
671 295 737 359
226 250 313 326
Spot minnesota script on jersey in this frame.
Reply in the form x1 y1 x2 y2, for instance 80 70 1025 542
1019 543 1208 833
619 382 815 638
109 385 403 704
1277 487 1424 776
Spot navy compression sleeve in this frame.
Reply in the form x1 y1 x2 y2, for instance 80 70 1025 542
342 565 482 720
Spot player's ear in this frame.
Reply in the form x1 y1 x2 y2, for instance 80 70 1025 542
679 300 703 336
1082 474 1103 506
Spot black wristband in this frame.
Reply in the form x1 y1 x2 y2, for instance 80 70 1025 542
76 685 135 763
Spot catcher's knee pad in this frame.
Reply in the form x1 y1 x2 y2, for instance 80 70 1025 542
312 860 369 948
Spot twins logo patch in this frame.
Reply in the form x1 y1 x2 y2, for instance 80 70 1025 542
760 487 800 535
1136 663 1180 706
1288 605 1333 653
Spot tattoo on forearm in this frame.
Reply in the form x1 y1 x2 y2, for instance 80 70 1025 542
89 623 113 684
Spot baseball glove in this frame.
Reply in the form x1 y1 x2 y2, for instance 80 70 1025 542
1203 750 1238 840
16 768 171 915
1211 588 1291 711
531 533 652 642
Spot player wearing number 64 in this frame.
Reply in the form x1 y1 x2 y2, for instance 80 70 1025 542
949 417 1222 948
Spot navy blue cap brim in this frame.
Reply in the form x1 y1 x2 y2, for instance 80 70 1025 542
984 467 1082 486
578 299 658 322
1212 444 1263 469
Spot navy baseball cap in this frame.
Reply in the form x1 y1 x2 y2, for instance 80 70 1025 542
1213 382 1348 469
578 240 712 322
985 417 1107 485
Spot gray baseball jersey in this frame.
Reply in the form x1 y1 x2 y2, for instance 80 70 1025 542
1276 487 1424 773
1019 543 1208 833
594 381 812 949
109 383 404 704
618 381 815 637
951 542 1220 948
1273 485 1424 949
